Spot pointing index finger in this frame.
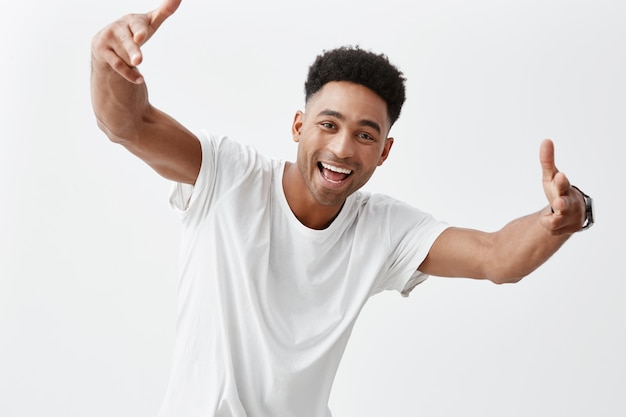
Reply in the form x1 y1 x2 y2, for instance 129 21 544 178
150 0 182 29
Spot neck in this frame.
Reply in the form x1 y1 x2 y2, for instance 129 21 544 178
282 162 344 230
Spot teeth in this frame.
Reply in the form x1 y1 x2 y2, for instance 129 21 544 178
321 162 352 175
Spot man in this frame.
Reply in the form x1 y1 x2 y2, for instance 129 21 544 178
91 1 593 416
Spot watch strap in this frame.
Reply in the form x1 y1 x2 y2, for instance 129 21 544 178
571 185 594 231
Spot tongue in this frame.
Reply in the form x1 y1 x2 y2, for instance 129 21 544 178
322 167 349 182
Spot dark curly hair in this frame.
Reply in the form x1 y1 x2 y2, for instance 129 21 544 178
304 45 407 128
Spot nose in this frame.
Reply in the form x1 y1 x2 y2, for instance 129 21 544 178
327 130 355 159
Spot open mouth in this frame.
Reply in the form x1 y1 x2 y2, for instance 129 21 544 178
319 162 352 183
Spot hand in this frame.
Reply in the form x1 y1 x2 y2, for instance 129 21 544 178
539 139 585 235
91 0 182 84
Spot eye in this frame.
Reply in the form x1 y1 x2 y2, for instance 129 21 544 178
320 122 335 129
357 132 376 142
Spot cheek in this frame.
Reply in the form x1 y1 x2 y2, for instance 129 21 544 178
366 148 385 166
296 142 312 170
375 143 392 165
297 136 318 158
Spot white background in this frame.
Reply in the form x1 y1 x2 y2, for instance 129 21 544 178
1 0 624 416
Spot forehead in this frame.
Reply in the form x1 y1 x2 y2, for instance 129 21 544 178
306 81 390 130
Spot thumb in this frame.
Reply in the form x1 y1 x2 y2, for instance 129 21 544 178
539 138 559 183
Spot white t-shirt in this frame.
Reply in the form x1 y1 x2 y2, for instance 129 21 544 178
158 132 448 417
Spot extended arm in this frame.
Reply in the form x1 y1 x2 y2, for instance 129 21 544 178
419 139 587 284
90 0 201 184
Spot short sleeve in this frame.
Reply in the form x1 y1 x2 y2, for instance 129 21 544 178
398 221 449 297
368 195 449 297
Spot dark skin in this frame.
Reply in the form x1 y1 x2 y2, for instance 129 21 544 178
285 81 394 229
91 0 586 284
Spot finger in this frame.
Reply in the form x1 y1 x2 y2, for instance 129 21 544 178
149 0 182 31
541 213 570 235
100 48 144 84
553 171 571 197
547 172 571 214
550 195 566 215
539 138 558 182
541 203 581 235
102 20 146 71
93 23 144 83
542 204 572 231
117 24 145 67
128 15 152 53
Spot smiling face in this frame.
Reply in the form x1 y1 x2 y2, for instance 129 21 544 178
288 81 394 216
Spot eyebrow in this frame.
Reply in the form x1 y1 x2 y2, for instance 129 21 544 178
317 109 382 134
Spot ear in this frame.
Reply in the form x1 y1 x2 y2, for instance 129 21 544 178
292 110 304 142
377 137 394 166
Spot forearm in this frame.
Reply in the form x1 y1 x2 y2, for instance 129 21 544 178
90 59 150 143
89 6 201 184
421 193 584 283
486 207 571 283
90 62 200 183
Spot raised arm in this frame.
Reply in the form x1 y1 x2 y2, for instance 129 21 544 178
90 0 201 184
419 139 588 284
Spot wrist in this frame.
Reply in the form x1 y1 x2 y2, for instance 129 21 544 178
571 185 594 231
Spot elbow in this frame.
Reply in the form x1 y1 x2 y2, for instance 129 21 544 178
95 116 138 146
93 102 153 146
488 274 526 285
95 118 116 142
484 263 532 285
481 248 536 285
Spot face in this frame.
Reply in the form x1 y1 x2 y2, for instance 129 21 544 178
291 81 394 208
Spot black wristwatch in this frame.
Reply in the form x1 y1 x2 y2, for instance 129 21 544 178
572 185 594 231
